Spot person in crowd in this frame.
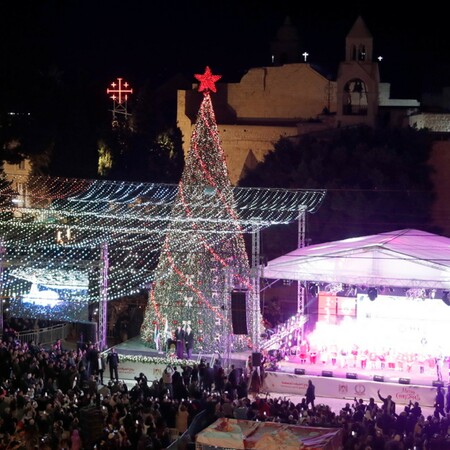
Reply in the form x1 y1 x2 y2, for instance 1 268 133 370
248 369 261 395
378 388 396 416
162 364 174 398
435 385 445 417
305 379 315 410
96 350 106 385
3 317 450 450
202 362 214 392
106 346 120 381
176 402 190 435
446 385 450 414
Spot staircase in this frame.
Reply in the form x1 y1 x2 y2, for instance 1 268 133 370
260 313 308 351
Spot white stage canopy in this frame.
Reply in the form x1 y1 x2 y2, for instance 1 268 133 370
263 229 450 290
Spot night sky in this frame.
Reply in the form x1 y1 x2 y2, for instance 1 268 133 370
1 1 450 108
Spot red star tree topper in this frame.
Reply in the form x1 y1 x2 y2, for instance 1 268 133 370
194 66 222 93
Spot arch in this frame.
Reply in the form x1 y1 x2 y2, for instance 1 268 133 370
342 78 368 116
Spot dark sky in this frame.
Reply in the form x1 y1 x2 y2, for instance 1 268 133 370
1 1 450 107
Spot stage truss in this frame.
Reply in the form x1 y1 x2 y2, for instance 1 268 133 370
0 175 326 304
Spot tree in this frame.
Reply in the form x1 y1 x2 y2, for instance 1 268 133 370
0 65 102 178
99 77 185 183
239 126 438 257
140 67 253 353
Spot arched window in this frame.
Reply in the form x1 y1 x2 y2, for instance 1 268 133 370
342 78 368 115
358 44 366 61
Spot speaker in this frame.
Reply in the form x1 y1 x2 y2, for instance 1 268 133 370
252 352 262 367
79 322 98 344
322 370 333 377
368 287 378 301
442 291 450 306
294 368 305 375
433 380 444 387
399 377 410 385
346 372 357 379
231 291 248 334
373 375 384 382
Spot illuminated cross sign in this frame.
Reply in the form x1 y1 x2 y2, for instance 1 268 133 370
107 78 133 104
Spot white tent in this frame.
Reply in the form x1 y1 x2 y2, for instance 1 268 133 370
262 229 450 289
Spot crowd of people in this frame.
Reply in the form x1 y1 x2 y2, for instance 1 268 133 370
1 319 450 449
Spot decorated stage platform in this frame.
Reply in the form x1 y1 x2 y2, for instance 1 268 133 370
109 335 249 384
108 336 444 408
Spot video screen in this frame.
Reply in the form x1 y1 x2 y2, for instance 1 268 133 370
6 268 90 322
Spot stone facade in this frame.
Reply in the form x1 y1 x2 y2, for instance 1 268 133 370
176 15 450 234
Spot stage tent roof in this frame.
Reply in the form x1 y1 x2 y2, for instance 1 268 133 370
262 229 450 290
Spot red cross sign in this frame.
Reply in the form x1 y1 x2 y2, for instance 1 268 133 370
107 78 133 104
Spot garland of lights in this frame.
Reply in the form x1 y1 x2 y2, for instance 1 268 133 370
102 352 191 366
0 68 326 329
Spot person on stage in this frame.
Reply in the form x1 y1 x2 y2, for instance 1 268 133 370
435 351 444 382
299 340 308 364
106 347 120 382
175 325 185 359
153 322 161 353
185 325 194 359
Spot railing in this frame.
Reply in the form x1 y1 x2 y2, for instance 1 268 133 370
260 313 308 351
16 323 69 347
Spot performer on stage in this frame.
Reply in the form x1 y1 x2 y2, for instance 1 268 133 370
153 322 161 353
175 325 185 359
435 352 444 382
299 340 308 364
163 318 174 353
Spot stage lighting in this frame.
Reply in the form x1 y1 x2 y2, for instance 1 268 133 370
399 377 410 385
368 287 378 301
442 290 450 306
309 284 319 297
373 375 384 382
346 372 357 379
294 368 305 375
322 370 333 377
432 380 444 387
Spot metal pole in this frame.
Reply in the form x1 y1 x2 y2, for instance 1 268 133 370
297 209 306 339
99 242 109 350
0 238 4 336
251 228 261 351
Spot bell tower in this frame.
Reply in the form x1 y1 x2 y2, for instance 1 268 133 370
336 16 380 128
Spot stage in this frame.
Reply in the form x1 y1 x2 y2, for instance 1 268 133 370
275 354 446 388
113 335 250 366
108 336 444 408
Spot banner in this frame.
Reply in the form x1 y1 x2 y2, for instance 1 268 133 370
263 371 437 407
116 360 167 383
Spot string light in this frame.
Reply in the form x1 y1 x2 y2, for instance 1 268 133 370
0 74 325 327
140 68 324 354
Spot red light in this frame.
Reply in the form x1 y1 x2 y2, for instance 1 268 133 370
106 77 133 104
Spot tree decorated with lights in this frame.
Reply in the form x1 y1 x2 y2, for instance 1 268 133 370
141 67 254 353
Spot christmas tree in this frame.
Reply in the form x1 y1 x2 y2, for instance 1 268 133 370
140 67 254 354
